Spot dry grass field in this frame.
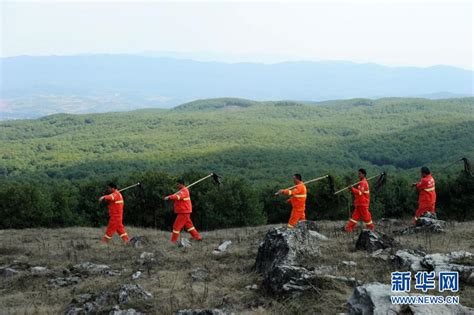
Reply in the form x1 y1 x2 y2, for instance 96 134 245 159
0 220 473 314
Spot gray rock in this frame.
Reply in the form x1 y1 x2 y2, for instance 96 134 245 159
341 261 357 267
66 284 152 315
255 222 321 275
179 238 192 248
296 220 320 232
0 267 19 277
395 212 445 235
255 222 327 295
348 283 406 314
212 240 232 254
48 276 81 287
348 283 474 315
191 267 209 282
355 230 399 253
421 251 474 283
9 261 31 271
132 271 142 280
139 252 154 260
72 262 111 275
138 252 156 267
392 249 426 272
117 284 153 304
309 230 329 241
129 236 143 248
109 305 143 315
175 310 232 315
30 266 49 275
245 284 258 290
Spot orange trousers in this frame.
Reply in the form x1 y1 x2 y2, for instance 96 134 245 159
414 203 436 223
288 210 306 228
171 213 202 242
102 215 129 243
345 206 374 232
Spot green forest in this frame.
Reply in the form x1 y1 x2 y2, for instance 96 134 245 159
1 97 473 229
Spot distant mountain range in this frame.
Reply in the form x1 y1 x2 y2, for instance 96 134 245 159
1 54 473 119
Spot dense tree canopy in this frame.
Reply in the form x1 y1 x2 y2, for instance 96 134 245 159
0 97 473 229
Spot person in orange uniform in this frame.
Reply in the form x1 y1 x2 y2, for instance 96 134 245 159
344 169 375 232
99 182 129 243
164 179 202 243
412 166 436 223
278 174 307 229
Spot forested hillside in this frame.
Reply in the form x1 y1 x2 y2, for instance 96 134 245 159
0 97 473 229
2 97 473 180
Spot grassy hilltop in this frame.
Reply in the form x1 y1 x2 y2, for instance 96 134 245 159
0 221 473 314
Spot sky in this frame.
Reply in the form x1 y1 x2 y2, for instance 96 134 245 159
1 0 473 69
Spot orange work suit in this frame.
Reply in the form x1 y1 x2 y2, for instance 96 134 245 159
281 182 307 228
102 189 129 243
414 175 436 223
345 178 375 232
166 187 202 242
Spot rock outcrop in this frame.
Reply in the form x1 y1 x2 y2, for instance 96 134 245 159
355 230 399 253
71 262 112 275
422 251 474 284
395 212 445 235
66 284 152 315
49 276 81 287
392 249 426 272
255 221 331 295
212 241 232 254
391 250 474 284
348 283 473 314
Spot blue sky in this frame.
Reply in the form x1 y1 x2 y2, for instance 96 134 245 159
1 0 472 69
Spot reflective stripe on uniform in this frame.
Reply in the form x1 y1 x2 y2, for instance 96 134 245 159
110 194 115 201
120 233 128 237
287 224 294 228
187 227 195 232
359 191 362 195
349 218 358 223
424 187 435 192
288 190 292 195
172 230 180 234
115 200 124 204
364 191 370 194
294 194 307 198
414 216 419 220
104 234 112 239
176 195 181 200
183 198 190 201
364 221 373 225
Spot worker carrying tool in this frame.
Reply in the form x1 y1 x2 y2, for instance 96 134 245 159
164 179 202 243
277 174 307 229
412 166 436 223
344 169 375 232
99 182 129 243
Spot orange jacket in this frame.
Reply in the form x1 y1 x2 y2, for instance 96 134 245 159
167 187 192 214
351 178 370 207
103 189 124 217
282 182 307 212
416 174 436 206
